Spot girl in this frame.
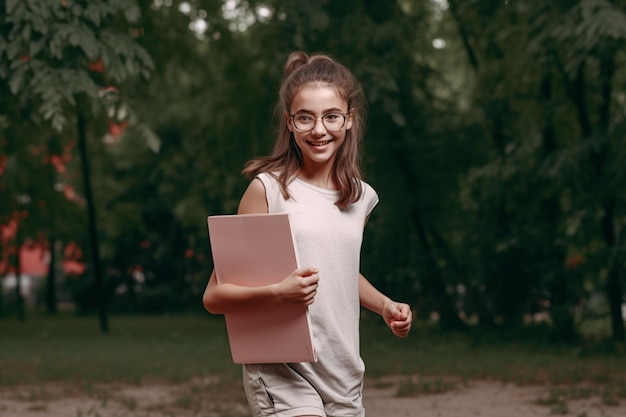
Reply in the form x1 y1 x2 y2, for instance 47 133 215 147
203 51 412 417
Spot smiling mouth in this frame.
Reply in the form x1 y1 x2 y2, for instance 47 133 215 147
307 140 332 147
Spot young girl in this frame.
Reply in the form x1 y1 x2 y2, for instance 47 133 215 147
203 51 412 417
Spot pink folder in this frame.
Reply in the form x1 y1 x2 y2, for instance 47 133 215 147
207 213 317 364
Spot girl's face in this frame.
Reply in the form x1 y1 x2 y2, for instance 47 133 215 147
287 85 352 169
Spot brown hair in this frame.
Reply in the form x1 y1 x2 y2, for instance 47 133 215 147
242 51 366 209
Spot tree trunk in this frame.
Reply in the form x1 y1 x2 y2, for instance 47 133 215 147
602 198 624 342
596 53 623 342
46 238 58 314
563 52 623 342
77 112 109 333
540 71 574 341
13 232 24 321
0 267 4 315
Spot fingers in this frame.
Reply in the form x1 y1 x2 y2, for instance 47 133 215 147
393 303 411 320
295 267 320 303
302 286 317 305
293 268 319 291
299 275 318 303
387 302 412 338
296 267 319 278
275 267 320 305
390 318 411 337
391 324 411 338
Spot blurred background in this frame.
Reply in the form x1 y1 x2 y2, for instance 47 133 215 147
1 0 625 344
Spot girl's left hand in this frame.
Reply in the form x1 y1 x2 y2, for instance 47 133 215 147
382 301 413 338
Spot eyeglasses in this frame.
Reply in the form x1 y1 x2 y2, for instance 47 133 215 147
290 112 350 132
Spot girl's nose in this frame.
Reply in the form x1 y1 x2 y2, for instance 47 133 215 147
311 117 327 136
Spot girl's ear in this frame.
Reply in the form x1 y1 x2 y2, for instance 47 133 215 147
286 112 294 132
345 110 354 131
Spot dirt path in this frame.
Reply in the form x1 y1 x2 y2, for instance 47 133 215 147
363 377 624 417
1 377 624 417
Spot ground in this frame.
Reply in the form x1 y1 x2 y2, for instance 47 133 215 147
1 376 624 417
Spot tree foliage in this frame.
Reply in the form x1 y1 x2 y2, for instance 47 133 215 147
1 0 152 130
2 0 624 342
1 0 154 329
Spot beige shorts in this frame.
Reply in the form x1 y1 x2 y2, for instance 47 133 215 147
242 363 365 417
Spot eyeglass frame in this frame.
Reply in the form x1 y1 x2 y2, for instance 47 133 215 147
289 111 351 132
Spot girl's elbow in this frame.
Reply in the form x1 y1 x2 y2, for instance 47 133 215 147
202 291 224 315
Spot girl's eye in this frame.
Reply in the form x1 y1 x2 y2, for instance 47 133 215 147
324 114 339 121
296 115 314 123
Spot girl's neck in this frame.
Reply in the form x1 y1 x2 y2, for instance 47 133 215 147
297 164 336 190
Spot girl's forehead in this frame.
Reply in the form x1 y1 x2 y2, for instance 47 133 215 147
291 84 347 110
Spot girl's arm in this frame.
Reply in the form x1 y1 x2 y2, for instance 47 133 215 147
359 273 412 338
202 178 319 314
203 267 319 314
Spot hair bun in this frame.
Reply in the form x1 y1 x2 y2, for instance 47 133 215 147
283 51 310 78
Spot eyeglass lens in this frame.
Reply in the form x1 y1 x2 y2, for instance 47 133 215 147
292 113 346 131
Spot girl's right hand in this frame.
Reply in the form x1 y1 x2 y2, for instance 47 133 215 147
273 267 319 305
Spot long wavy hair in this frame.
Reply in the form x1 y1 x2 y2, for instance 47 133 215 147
242 51 367 209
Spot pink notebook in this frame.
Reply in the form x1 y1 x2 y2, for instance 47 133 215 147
207 213 317 364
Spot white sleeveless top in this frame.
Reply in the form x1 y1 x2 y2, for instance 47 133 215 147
256 172 379 409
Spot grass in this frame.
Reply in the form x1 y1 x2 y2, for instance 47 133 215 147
0 312 251 416
359 315 626 387
1 311 625 413
0 312 239 386
359 315 626 413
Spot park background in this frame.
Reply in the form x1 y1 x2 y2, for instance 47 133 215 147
1 1 626 416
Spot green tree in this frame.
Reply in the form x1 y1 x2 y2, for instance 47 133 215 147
449 0 625 340
1 0 153 330
116 0 477 326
